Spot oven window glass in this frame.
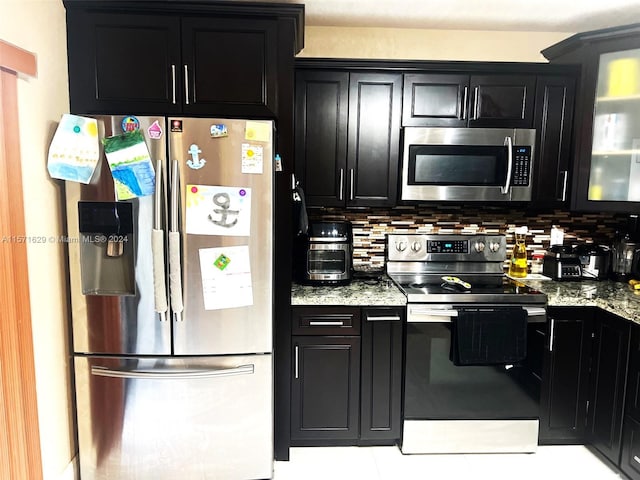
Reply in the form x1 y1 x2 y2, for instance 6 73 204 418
408 145 508 186
308 250 346 274
404 322 541 420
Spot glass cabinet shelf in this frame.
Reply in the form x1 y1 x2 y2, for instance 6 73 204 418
592 149 640 156
588 47 640 202
596 94 640 102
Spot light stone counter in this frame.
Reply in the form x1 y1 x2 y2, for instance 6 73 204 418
292 276 640 325
291 278 406 307
516 278 640 324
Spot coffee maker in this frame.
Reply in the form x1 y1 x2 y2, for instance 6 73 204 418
611 215 640 281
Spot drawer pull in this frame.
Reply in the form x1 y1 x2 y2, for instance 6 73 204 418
366 315 401 322
634 455 640 465
309 321 345 326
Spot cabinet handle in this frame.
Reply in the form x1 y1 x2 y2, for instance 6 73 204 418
184 65 190 105
349 169 355 201
634 455 640 465
294 345 299 379
461 86 468 120
559 170 568 202
339 168 344 201
366 315 401 322
472 86 479 120
171 64 177 104
549 317 555 352
309 321 345 326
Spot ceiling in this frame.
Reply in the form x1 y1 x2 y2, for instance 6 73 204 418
250 0 640 33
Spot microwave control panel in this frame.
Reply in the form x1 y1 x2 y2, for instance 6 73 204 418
512 146 531 186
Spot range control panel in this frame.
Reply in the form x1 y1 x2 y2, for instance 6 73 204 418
387 234 507 263
427 240 467 254
512 146 531 186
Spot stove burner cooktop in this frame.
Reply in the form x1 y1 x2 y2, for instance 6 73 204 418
389 275 546 304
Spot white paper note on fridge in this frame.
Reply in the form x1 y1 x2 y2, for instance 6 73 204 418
186 185 252 236
199 245 253 310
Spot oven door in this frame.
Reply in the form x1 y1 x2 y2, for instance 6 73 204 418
401 127 535 202
402 304 545 454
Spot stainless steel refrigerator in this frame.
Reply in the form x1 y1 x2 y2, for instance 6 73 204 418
66 116 274 479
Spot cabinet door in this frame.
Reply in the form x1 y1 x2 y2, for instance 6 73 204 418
571 41 640 212
539 307 593 444
66 11 182 114
532 76 576 207
291 336 360 443
347 73 402 207
181 17 277 117
626 325 640 421
621 416 640 480
468 75 536 128
402 74 469 127
588 310 631 465
360 308 403 443
295 71 349 207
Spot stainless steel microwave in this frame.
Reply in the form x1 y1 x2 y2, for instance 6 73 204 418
401 127 536 202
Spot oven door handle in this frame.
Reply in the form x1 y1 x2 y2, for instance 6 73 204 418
408 306 546 323
407 307 458 323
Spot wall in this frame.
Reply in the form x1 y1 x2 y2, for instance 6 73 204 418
0 1 75 479
299 26 572 62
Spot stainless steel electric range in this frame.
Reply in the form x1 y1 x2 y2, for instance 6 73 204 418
386 233 547 454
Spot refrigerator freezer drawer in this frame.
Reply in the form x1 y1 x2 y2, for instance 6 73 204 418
75 354 273 480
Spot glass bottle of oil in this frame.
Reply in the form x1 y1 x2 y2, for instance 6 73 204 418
508 227 528 278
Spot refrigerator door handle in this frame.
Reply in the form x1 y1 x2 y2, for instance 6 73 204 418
169 160 184 321
152 159 169 321
91 364 255 379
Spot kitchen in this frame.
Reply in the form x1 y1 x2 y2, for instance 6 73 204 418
2 1 640 479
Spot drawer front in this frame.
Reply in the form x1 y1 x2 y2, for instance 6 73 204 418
622 416 640 480
292 307 361 336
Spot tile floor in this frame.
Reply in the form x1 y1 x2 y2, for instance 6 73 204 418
274 445 624 480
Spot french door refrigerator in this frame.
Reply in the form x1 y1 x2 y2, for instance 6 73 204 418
66 116 274 480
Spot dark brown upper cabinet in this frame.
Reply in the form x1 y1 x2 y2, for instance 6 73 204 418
64 2 303 117
543 23 640 213
295 68 401 208
403 73 536 128
180 17 277 117
531 75 577 208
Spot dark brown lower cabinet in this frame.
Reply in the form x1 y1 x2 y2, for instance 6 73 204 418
290 305 403 446
588 310 631 466
290 336 361 444
539 307 594 444
360 308 403 443
622 416 640 480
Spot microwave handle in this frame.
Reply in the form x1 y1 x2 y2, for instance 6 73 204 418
501 136 513 194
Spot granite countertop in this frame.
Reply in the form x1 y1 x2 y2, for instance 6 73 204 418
292 275 640 325
512 277 640 324
291 277 406 307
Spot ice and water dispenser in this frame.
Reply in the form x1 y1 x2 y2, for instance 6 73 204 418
78 201 135 295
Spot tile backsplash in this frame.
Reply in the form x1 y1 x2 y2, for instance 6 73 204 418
307 206 629 272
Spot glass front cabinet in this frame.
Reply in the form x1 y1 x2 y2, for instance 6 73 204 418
543 24 640 212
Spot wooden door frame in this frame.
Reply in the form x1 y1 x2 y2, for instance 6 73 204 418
0 39 42 480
